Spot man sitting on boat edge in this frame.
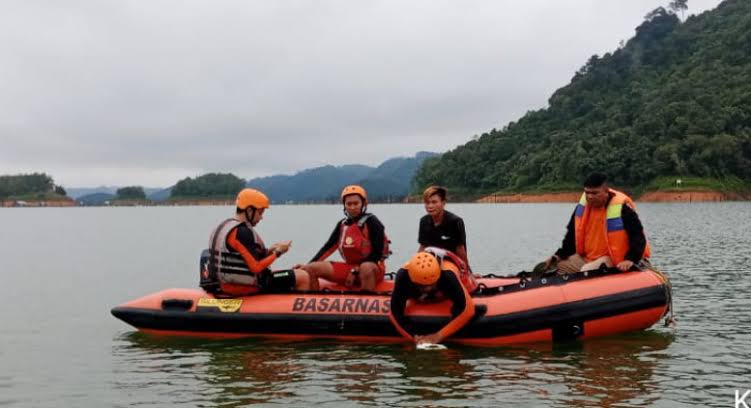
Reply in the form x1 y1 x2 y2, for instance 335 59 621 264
389 249 476 345
200 188 311 296
295 185 389 292
542 173 651 275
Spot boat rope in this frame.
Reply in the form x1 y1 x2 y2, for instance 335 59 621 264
650 265 676 327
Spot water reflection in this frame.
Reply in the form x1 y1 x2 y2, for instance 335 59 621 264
544 332 674 407
113 330 674 407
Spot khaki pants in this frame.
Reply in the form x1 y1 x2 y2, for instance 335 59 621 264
557 254 613 274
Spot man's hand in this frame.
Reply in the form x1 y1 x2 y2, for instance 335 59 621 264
617 260 634 271
345 268 359 287
544 255 559 269
414 333 443 345
272 240 292 255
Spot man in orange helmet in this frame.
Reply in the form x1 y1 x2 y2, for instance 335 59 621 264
201 188 311 295
389 250 476 345
296 185 389 292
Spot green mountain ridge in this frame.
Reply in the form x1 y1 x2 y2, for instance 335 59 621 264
248 152 438 203
37 152 436 204
76 192 116 206
414 0 751 194
66 186 165 200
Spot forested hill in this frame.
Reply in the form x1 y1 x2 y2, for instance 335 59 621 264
248 152 437 203
414 0 751 194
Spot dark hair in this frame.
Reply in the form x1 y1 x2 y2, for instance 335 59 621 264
583 173 608 188
423 186 447 202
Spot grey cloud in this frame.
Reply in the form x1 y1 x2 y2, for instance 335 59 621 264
0 0 723 186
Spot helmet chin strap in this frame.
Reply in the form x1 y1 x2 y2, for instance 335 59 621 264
245 207 257 226
343 201 366 219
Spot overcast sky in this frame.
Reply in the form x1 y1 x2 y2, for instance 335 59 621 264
0 0 723 187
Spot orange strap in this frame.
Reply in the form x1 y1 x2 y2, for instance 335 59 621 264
226 229 277 274
436 279 475 341
388 311 414 341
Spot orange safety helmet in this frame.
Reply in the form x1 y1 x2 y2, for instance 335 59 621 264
236 188 270 210
407 252 441 285
341 185 367 203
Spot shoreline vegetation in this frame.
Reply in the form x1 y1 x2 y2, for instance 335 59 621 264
2 171 750 209
3 186 749 207
1 191 746 207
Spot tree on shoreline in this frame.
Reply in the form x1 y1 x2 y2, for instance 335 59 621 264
116 186 146 200
170 173 245 198
0 173 57 198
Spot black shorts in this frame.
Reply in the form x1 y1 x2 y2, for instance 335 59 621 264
259 269 296 292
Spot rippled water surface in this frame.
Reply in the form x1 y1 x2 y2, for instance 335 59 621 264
1 203 749 407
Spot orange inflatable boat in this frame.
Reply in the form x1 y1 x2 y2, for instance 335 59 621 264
111 266 672 346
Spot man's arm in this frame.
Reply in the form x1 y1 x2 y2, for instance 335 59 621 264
455 245 470 271
622 205 647 263
454 217 470 269
554 211 577 259
363 216 385 264
417 216 429 247
227 229 277 274
310 222 342 263
388 269 414 341
431 272 475 342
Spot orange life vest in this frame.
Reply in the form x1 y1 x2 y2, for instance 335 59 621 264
424 246 477 293
574 189 651 265
338 214 390 264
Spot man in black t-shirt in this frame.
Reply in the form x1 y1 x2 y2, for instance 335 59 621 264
417 186 471 271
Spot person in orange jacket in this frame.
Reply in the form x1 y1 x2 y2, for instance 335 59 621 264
389 251 475 345
297 185 389 292
201 188 310 295
543 173 651 274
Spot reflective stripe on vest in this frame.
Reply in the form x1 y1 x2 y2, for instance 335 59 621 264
574 189 651 264
208 218 262 286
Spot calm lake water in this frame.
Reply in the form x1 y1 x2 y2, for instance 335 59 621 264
1 203 750 407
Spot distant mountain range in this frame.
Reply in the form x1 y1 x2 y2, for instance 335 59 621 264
66 186 164 200
247 152 438 203
65 152 438 203
76 192 116 206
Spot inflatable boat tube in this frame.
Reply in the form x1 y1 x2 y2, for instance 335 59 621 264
111 267 671 346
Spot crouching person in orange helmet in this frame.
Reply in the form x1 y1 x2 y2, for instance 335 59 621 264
201 188 311 295
389 249 476 345
296 185 389 292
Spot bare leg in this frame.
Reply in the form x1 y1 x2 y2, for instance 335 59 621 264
300 261 334 291
359 262 379 292
581 256 613 272
293 268 310 290
557 254 586 274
